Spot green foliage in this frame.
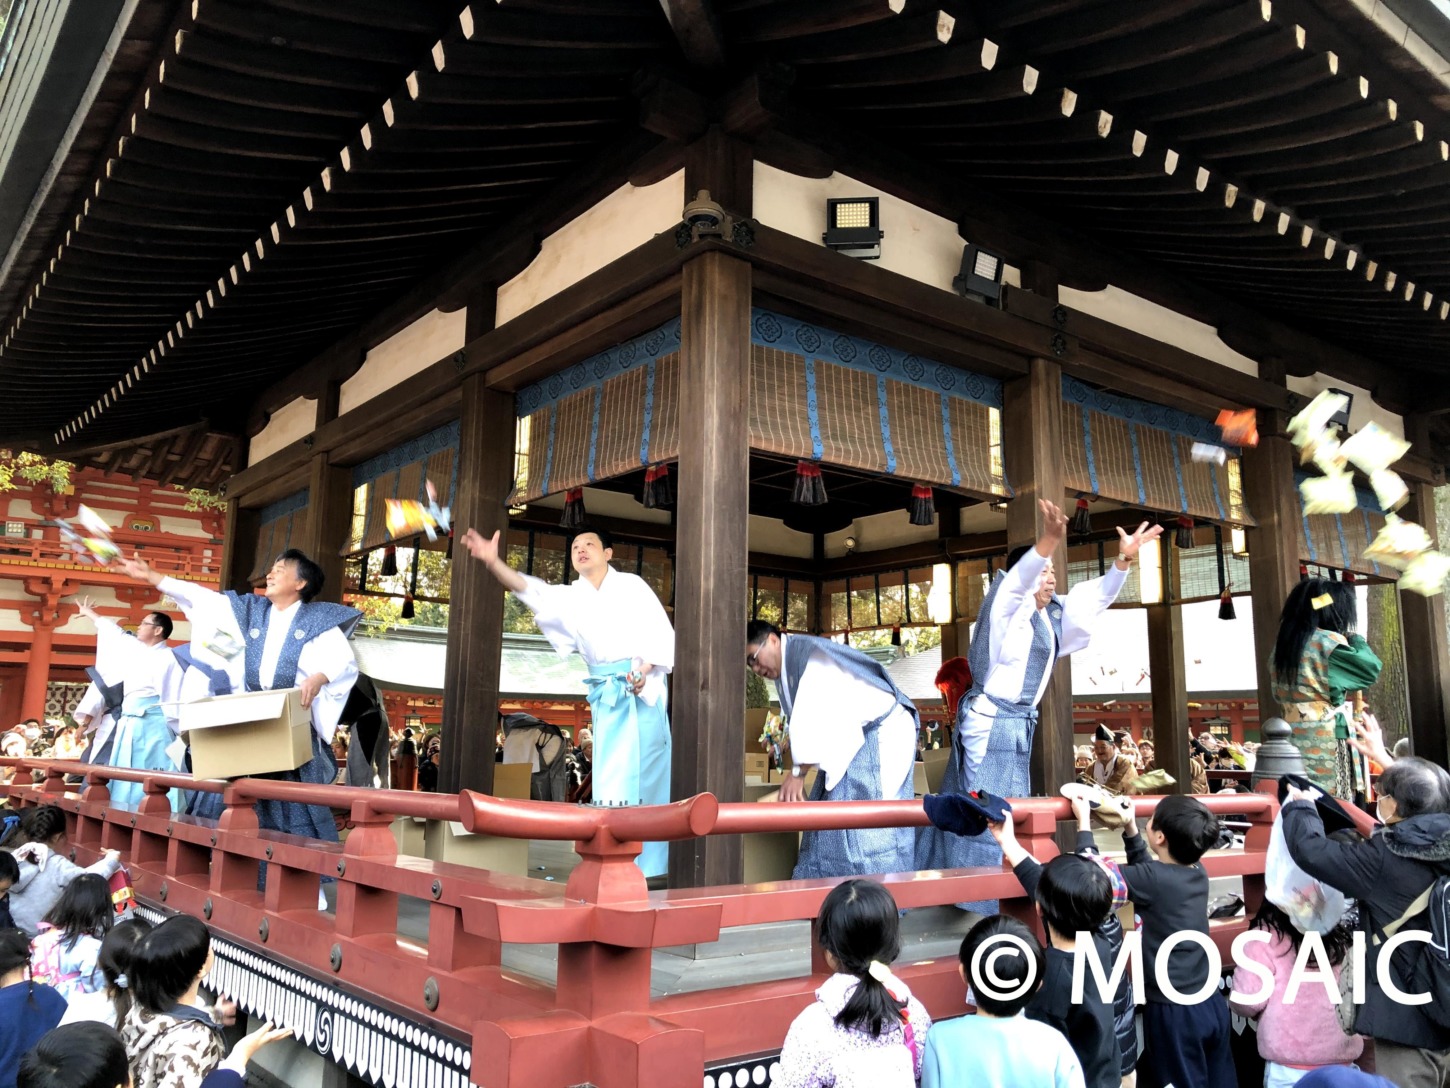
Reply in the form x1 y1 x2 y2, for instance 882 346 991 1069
173 486 227 512
745 670 770 709
0 451 72 495
848 625 943 656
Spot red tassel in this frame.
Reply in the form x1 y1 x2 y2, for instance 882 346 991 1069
1175 516 1195 550
1299 564 1309 579
1344 570 1356 584
1071 495 1092 538
380 545 398 577
1218 585 1236 621
891 625 902 647
561 487 586 530
642 463 674 509
907 483 935 526
793 461 827 505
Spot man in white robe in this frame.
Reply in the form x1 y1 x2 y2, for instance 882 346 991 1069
118 550 359 851
916 499 1161 908
462 524 674 877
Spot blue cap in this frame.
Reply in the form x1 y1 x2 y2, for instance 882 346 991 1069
1295 1068 1396 1088
923 790 1013 837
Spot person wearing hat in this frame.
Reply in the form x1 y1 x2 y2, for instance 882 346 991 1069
1088 725 1138 794
916 499 1162 909
1282 759 1450 1087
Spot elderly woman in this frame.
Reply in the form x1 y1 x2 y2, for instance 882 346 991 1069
1282 757 1450 1087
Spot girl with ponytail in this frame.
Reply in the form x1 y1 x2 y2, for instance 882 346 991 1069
776 879 931 1088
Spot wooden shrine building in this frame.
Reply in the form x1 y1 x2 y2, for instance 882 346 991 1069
3 0 1450 886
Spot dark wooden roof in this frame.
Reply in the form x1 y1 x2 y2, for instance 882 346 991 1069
3 0 1450 480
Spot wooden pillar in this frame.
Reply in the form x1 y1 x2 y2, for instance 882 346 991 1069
1002 356 1072 796
440 373 515 795
1400 480 1450 764
670 250 750 888
216 500 261 595
20 618 56 722
1146 602 1189 794
1240 410 1300 724
300 454 354 603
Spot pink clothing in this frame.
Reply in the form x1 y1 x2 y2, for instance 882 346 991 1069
776 973 932 1088
1229 930 1363 1069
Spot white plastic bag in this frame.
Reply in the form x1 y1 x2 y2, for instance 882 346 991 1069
1265 811 1347 934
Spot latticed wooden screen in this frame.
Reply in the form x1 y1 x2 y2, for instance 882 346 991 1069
250 490 308 580
1295 474 1393 579
343 421 459 556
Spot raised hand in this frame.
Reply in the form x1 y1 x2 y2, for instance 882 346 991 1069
221 1024 294 1073
73 595 100 622
1348 711 1394 767
1116 520 1164 560
461 528 500 564
1038 498 1069 546
117 553 161 586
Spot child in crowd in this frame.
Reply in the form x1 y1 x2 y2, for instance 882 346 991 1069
19 1020 293 1088
989 815 1119 1087
0 928 66 1088
777 879 932 1088
1 806 120 936
59 917 152 1029
0 851 16 931
122 915 236 1088
29 874 113 1001
1121 794 1235 1088
922 915 1086 1088
1229 900 1363 1086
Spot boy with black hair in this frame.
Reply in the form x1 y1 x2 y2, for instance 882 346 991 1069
1123 794 1235 1088
923 915 1086 1088
989 817 1118 1088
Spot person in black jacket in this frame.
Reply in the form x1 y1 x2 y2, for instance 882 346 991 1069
1283 756 1450 1088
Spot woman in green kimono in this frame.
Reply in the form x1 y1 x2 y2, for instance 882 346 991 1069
1270 578 1382 797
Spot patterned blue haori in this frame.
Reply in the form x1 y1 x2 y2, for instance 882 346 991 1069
776 635 919 880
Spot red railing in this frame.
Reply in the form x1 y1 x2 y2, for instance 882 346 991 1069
0 526 221 582
0 758 1276 1088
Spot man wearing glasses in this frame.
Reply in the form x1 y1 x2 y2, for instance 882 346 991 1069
73 602 184 810
745 620 920 880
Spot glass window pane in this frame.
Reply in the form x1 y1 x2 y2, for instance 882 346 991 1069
787 588 813 632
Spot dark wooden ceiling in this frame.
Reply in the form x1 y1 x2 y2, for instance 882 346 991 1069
3 0 1450 486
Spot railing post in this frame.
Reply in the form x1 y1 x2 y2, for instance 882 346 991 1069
333 800 398 938
212 786 261 895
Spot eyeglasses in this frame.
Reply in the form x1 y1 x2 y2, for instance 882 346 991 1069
746 648 762 667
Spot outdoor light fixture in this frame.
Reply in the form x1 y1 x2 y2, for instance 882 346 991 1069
404 712 423 731
823 197 882 260
1138 538 1164 605
843 535 858 552
927 562 953 624
953 243 1005 304
1326 387 1354 430
1230 527 1248 556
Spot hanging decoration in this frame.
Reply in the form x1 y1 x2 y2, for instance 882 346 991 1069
1071 494 1093 538
642 463 674 509
560 487 586 530
793 461 827 505
1175 516 1195 550
380 545 398 577
1214 526 1235 621
401 542 420 620
907 483 935 526
890 625 902 647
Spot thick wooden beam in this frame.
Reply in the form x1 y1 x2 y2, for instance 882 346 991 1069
1145 603 1190 796
661 0 729 70
440 372 515 795
1002 357 1074 796
299 454 354 604
1241 412 1301 724
684 126 752 217
670 249 750 888
1399 480 1450 766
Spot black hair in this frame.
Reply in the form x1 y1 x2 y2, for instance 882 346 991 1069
1249 899 1354 967
1148 794 1219 864
0 849 18 884
41 873 113 951
815 879 907 1037
959 915 1043 1017
17 1022 130 1088
1006 545 1032 570
275 548 325 603
746 619 781 646
568 525 613 552
1379 756 1450 819
99 917 152 1029
0 804 66 850
1272 578 1357 686
147 612 173 640
131 914 211 1013
1036 854 1113 941
0 925 30 975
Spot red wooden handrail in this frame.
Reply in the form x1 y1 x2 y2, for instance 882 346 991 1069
0 757 1279 1088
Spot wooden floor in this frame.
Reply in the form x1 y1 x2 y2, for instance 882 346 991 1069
321 838 1246 999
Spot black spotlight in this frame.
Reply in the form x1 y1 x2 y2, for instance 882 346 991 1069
823 197 882 260
953 243 1005 304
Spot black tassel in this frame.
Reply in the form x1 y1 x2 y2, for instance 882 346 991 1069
1219 586 1236 621
891 625 902 647
1175 516 1195 550
445 530 453 560
792 461 827 505
560 487 586 530
1071 495 1092 538
907 483 935 526
642 463 674 509
401 540 420 620
1214 524 1233 620
380 545 398 577
400 594 415 620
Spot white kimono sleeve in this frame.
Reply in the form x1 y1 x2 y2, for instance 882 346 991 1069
157 575 246 690
74 684 105 727
90 617 144 683
626 576 675 674
1057 563 1129 657
787 651 874 792
295 626 359 742
512 574 581 658
987 550 1049 669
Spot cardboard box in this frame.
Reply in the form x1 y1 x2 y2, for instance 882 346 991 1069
745 708 770 752
744 753 769 781
922 748 952 793
181 688 311 780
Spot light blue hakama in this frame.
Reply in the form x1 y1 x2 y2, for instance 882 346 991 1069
107 694 183 811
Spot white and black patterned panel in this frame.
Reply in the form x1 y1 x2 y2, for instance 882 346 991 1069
703 1055 780 1088
136 907 471 1088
